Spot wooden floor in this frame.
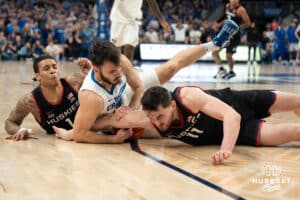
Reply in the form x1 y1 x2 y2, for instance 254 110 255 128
1 60 300 200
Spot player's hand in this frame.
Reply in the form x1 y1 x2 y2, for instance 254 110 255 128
112 128 132 143
114 106 132 121
76 57 92 75
5 128 32 141
161 20 171 35
211 150 232 165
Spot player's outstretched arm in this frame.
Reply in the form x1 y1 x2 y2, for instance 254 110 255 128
5 93 35 140
179 87 241 165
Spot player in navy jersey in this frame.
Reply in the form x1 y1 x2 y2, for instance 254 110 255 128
213 0 251 80
4 55 88 140
140 85 300 165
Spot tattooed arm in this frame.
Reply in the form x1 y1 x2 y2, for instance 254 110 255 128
5 93 39 140
64 57 90 92
65 73 85 92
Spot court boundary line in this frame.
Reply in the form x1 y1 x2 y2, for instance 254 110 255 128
129 140 246 200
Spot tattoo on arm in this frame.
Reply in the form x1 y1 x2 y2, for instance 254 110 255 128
66 74 84 92
5 94 35 134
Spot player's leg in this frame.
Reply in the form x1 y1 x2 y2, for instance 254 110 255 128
155 20 239 84
259 122 300 146
223 34 240 80
268 91 300 117
123 44 135 63
111 22 139 63
212 49 227 79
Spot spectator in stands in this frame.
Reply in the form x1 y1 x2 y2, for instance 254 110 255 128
64 30 82 61
295 21 300 65
188 23 202 44
32 40 45 58
171 19 188 43
1 40 17 60
45 39 62 61
17 42 32 61
287 19 298 66
260 31 273 64
246 21 259 65
145 26 159 43
272 23 288 65
0 31 7 56
79 20 95 57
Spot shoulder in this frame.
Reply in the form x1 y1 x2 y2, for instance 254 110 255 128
65 74 85 92
79 90 104 104
22 93 36 107
178 87 205 104
237 5 247 13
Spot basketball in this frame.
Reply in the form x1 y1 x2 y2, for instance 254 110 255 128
131 127 145 139
113 127 145 139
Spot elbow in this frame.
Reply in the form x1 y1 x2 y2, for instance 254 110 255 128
231 111 241 125
4 119 14 134
73 129 87 143
246 21 251 28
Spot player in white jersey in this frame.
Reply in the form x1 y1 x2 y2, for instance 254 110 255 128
110 0 171 62
54 20 239 143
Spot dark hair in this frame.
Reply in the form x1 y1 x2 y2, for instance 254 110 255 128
33 54 56 73
32 55 56 81
141 86 172 111
90 39 120 68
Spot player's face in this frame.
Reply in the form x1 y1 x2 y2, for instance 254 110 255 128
36 59 60 86
230 0 239 6
99 61 122 85
146 104 174 132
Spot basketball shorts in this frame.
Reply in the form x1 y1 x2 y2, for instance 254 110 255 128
226 32 241 54
123 68 160 105
207 88 277 146
110 21 139 47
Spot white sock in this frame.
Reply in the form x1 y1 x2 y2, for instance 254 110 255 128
202 41 220 52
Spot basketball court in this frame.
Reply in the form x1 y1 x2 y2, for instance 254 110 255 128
0 60 300 200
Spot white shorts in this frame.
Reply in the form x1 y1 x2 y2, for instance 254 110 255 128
123 68 160 105
289 43 298 52
110 21 139 47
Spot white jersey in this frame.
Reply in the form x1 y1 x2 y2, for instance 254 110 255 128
110 0 143 24
79 70 129 114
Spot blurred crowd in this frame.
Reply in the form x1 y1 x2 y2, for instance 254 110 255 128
0 0 299 65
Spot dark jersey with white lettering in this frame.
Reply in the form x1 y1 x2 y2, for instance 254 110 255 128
159 86 276 146
32 78 79 134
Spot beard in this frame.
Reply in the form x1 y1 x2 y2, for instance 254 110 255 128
100 70 121 85
160 112 174 132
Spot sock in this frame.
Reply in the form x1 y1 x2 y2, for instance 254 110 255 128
203 41 220 52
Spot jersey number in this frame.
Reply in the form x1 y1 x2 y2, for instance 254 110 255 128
65 118 74 127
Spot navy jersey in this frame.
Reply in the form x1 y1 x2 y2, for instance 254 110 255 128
160 87 225 145
32 78 79 134
159 87 276 146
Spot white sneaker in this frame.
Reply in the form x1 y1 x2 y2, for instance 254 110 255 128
213 68 227 79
